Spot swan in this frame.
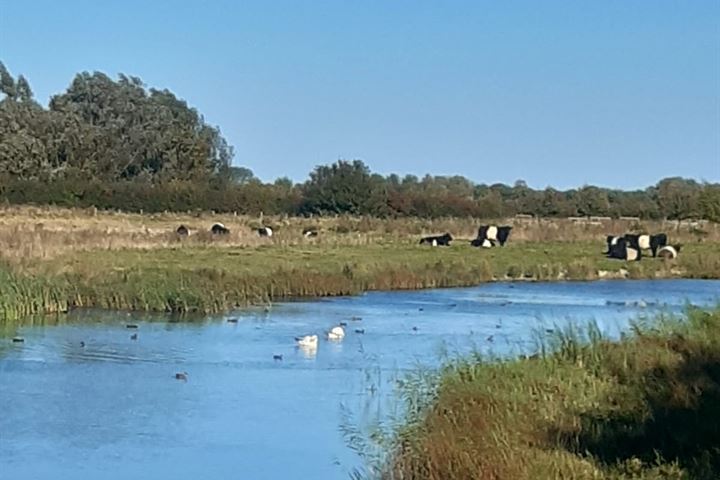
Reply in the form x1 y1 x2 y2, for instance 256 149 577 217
295 334 318 347
327 326 345 341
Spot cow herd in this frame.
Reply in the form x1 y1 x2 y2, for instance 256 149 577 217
176 223 320 239
419 225 514 249
176 221 681 261
417 225 681 261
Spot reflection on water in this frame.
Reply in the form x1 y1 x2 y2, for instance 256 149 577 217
0 280 718 479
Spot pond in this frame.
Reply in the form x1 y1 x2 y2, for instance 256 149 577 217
1 280 718 479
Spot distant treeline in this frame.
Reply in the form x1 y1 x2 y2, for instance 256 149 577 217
1 63 719 220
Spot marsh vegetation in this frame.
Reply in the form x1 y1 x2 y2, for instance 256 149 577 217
352 308 720 480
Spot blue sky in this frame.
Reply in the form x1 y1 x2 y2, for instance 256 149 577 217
1 0 718 189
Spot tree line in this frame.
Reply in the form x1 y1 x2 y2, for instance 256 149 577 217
1 63 718 221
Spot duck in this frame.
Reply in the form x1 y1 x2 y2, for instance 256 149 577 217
175 372 188 381
327 326 345 341
295 334 318 348
130 333 138 340
273 354 283 361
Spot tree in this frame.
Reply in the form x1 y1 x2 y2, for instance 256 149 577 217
227 166 257 184
655 177 701 219
16 75 33 102
301 160 386 215
698 184 720 222
0 62 16 99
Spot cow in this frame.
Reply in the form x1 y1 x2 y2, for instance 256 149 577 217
419 233 453 246
605 235 622 254
657 245 681 260
303 228 318 238
211 223 230 235
258 226 273 237
607 237 641 261
624 233 667 257
176 225 189 236
474 225 512 247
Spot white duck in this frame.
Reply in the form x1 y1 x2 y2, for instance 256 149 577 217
327 326 345 341
295 334 318 347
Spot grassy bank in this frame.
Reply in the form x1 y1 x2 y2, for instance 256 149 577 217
0 240 717 320
0 206 718 320
371 308 720 480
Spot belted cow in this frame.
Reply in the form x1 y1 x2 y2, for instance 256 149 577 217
607 237 641 261
258 226 273 237
419 233 453 246
605 235 622 254
176 225 189 236
472 225 512 247
624 233 667 257
211 223 230 235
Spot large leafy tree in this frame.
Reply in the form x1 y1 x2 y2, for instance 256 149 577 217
0 64 233 183
301 160 387 215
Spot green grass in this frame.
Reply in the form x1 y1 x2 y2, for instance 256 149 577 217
1 240 719 321
365 308 720 480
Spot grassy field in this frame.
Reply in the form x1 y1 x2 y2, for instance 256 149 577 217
0 206 718 320
359 308 720 480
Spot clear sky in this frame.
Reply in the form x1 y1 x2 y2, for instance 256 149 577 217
1 0 718 189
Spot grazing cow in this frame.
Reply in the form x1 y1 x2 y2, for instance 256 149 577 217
419 233 453 246
607 237 641 261
471 225 512 248
303 228 318 238
176 225 189 236
258 226 273 237
211 223 230 235
624 233 668 257
657 245 681 260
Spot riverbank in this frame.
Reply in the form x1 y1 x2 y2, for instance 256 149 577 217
0 207 718 320
1 241 719 320
376 307 720 480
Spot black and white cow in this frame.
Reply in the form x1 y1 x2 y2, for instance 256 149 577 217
657 244 681 260
419 233 453 246
211 223 230 235
607 237 641 261
257 226 274 237
605 235 622 254
303 228 318 238
176 225 189 236
473 225 512 247
624 233 667 257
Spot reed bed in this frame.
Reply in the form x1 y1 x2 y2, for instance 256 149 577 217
357 308 720 480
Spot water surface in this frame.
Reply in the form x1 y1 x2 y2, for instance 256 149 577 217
1 280 718 479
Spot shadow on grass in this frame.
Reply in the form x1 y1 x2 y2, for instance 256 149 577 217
555 335 720 478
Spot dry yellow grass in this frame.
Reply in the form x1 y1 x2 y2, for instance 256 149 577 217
0 205 717 263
